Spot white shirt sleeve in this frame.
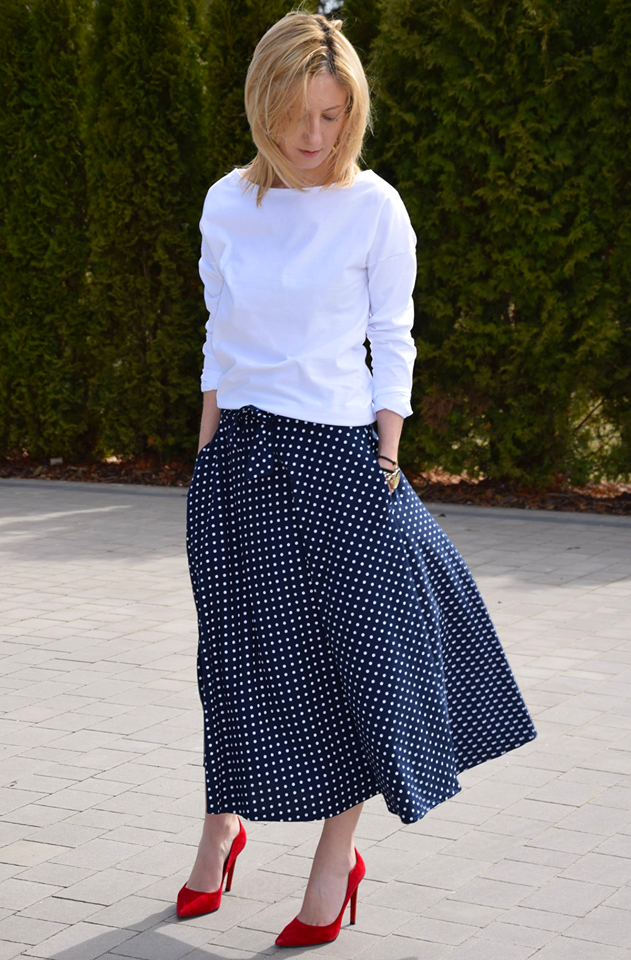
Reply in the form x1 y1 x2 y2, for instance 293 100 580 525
198 197 225 392
366 191 418 419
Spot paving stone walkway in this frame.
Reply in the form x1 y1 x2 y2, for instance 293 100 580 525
0 478 630 960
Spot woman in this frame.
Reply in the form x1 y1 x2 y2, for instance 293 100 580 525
178 7 537 948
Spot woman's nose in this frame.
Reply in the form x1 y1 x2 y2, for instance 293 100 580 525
302 118 321 143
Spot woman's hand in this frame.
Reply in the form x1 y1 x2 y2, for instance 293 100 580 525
375 407 403 495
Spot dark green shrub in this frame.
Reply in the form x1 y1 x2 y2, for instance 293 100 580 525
0 0 92 459
83 0 208 458
586 0 631 481
368 0 629 486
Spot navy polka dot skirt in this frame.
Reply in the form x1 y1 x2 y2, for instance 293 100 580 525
186 404 537 825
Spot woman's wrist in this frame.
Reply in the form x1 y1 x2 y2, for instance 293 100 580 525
199 392 220 453
374 409 403 472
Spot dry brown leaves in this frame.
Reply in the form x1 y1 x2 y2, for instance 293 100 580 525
2 456 630 514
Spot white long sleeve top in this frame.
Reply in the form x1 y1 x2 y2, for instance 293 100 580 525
198 166 417 425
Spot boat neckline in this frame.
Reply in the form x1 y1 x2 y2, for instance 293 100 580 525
233 168 373 192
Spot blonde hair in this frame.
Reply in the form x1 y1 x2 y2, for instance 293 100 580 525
239 6 373 206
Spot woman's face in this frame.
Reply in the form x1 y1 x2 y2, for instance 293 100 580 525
277 73 348 181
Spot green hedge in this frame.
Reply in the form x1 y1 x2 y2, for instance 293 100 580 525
82 0 209 458
363 0 631 485
0 0 629 485
0 0 92 460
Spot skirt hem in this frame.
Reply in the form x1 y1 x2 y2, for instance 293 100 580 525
204 788 383 823
201 727 537 826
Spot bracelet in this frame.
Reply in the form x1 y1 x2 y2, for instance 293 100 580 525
382 464 401 491
375 452 401 492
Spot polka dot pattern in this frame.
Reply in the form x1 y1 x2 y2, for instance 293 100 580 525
186 404 537 824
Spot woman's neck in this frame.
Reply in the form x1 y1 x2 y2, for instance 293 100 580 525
270 163 360 189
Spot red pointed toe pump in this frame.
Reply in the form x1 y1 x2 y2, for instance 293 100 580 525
176 816 247 918
275 847 366 947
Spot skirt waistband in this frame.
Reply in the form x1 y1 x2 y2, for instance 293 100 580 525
219 405 376 482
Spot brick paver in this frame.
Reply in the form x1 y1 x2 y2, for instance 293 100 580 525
0 477 630 959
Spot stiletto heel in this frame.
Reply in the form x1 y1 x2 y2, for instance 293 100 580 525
225 858 236 892
275 847 366 947
176 816 246 918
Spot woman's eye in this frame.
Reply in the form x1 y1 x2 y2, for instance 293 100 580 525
323 115 338 122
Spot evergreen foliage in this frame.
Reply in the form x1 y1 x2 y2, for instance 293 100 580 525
0 0 91 459
368 0 630 485
587 0 631 481
338 0 380 64
83 0 208 458
0 0 629 484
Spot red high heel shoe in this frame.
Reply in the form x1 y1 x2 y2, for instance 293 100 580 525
176 816 247 918
275 847 366 947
